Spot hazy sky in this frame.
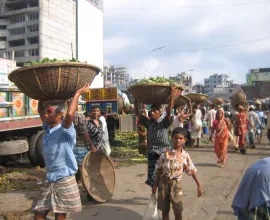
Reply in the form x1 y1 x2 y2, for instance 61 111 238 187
103 0 270 84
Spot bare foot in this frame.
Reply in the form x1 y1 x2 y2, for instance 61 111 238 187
221 163 225 168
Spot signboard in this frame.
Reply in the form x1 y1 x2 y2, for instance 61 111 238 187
0 92 8 118
246 72 270 85
86 0 103 11
29 99 38 116
12 92 25 117
86 88 118 101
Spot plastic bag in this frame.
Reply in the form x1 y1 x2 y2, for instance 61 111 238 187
143 194 159 220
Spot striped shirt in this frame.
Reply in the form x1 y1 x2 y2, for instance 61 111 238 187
87 119 103 149
140 115 172 155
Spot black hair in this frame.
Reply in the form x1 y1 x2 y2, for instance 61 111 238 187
172 127 187 139
151 104 161 111
91 105 100 111
235 104 239 108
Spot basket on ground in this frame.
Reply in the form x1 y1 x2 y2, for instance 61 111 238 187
231 91 246 110
185 93 209 104
128 83 183 105
82 151 115 203
8 62 101 100
212 98 225 105
174 95 191 107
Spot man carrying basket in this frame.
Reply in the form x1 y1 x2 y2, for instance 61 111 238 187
134 84 176 187
32 84 90 220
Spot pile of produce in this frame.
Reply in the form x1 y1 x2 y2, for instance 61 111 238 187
135 77 174 84
24 57 82 66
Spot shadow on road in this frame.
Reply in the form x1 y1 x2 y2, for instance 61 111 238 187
195 163 217 167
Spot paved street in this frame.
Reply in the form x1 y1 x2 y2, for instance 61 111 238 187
70 142 270 220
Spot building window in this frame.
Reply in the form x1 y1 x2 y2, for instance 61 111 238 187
10 27 25 35
28 12 39 21
10 15 25 24
27 24 39 32
0 37 6 41
0 25 6 30
15 50 24 57
28 49 39 56
28 36 39 44
9 39 25 47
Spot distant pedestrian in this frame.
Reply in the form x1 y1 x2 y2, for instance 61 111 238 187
247 105 261 149
191 106 203 148
235 106 248 154
255 104 265 144
210 109 231 168
232 157 270 220
205 104 216 135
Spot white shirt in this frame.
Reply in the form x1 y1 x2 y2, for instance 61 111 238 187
99 116 109 140
248 111 261 130
172 115 183 129
206 109 216 128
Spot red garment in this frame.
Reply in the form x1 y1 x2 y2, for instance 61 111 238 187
236 112 248 146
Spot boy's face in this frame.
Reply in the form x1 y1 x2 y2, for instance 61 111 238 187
150 107 161 120
44 106 63 124
91 108 100 118
172 133 186 148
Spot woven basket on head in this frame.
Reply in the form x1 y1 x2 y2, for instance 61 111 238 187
212 98 225 105
82 151 115 203
8 62 101 100
231 91 246 110
128 83 183 105
174 95 191 107
185 93 209 104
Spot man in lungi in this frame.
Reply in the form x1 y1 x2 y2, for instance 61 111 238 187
32 84 90 220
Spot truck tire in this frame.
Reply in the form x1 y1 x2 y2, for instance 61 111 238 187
35 132 45 168
0 140 29 156
0 156 9 165
28 131 44 166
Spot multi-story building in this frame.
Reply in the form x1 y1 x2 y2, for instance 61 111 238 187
246 68 270 86
104 65 130 91
169 72 192 94
204 74 230 98
192 84 204 94
0 0 76 67
213 84 242 101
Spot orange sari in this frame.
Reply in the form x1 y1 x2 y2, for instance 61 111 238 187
213 116 229 165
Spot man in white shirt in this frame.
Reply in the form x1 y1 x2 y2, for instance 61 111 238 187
99 111 111 156
248 105 261 149
205 105 216 134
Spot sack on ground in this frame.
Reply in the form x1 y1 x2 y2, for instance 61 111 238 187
143 194 159 220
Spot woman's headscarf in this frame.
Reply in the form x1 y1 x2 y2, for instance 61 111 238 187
238 105 245 113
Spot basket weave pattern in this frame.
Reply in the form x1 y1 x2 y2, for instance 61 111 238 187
128 83 182 105
82 151 115 203
231 91 246 110
186 93 209 104
174 95 191 107
8 62 100 100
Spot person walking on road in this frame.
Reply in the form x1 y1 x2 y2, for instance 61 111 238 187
210 109 231 168
247 105 261 149
134 84 176 188
205 104 216 134
235 106 248 154
232 157 270 220
152 127 202 220
190 106 203 148
255 103 265 144
32 84 90 220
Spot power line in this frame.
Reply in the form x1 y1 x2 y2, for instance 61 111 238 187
158 36 270 53
105 1 270 10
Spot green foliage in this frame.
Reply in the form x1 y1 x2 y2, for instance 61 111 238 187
135 76 174 84
24 57 83 66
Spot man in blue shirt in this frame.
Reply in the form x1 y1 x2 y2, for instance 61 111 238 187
32 84 90 220
255 103 265 144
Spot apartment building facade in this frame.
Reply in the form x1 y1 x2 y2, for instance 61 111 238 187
204 74 230 98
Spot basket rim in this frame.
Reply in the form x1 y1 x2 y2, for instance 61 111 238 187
82 151 116 203
186 93 209 99
128 83 184 91
174 95 191 105
8 62 101 80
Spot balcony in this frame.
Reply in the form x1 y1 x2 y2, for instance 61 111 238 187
0 30 9 36
4 6 39 16
0 41 7 49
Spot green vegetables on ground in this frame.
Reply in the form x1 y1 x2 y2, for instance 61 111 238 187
135 76 174 84
24 57 83 66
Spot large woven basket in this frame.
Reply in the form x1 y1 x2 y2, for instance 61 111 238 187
231 91 246 110
128 83 183 105
185 93 209 104
212 98 225 105
8 62 101 100
174 95 191 107
82 151 115 203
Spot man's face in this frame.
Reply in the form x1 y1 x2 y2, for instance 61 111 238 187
91 108 100 118
44 106 62 124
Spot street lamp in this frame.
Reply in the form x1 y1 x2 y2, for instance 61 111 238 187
144 46 166 78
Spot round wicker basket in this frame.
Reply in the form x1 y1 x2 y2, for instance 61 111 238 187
212 98 225 105
8 62 101 100
185 93 209 104
82 151 115 203
128 83 183 105
174 95 191 107
231 91 246 110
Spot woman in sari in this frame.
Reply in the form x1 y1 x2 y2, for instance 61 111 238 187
235 106 248 154
210 109 230 168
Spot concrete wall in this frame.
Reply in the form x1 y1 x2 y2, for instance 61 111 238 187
39 0 76 60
